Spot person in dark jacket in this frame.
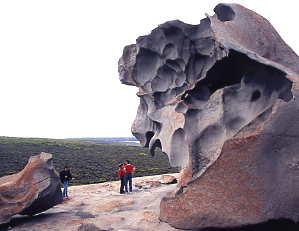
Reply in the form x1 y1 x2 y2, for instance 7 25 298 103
59 166 72 199
118 163 125 194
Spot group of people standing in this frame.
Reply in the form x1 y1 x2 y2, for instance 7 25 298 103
118 160 136 194
59 160 136 199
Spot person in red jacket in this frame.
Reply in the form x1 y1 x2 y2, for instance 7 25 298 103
118 163 125 194
124 160 136 193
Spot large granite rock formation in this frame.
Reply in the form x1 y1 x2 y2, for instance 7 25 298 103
118 3 299 230
0 152 62 225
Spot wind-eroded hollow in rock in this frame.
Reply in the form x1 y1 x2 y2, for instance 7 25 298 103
119 3 299 229
183 50 293 106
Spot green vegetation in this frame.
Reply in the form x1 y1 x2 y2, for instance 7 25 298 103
0 136 178 185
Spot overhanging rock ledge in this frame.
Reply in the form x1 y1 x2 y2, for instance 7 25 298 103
119 3 299 230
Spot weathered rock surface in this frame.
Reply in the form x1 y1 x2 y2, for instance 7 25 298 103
118 3 299 230
0 152 62 225
4 174 179 231
135 174 177 189
159 174 177 184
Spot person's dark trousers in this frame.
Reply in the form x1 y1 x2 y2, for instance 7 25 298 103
124 173 133 192
120 177 125 194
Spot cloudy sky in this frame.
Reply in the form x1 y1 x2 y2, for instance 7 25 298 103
0 0 298 138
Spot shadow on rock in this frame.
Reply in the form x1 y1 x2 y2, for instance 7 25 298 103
78 223 112 231
0 212 71 230
201 219 299 231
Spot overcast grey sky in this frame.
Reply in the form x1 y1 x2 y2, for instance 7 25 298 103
0 0 298 138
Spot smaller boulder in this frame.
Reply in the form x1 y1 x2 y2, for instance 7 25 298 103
135 181 161 190
0 152 62 224
159 175 177 184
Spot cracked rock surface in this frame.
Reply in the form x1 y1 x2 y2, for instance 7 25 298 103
0 152 62 225
119 3 299 230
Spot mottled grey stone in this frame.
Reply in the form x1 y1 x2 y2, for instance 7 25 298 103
118 3 299 230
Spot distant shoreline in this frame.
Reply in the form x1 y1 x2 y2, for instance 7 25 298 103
65 137 140 146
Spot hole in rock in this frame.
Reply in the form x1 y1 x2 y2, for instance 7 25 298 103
144 131 155 147
251 90 261 102
150 139 162 156
183 50 292 103
196 50 258 94
214 4 235 22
